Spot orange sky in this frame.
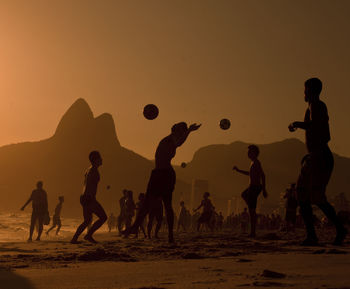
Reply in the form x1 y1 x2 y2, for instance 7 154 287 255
0 0 350 163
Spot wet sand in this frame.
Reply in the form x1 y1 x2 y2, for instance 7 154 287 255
0 230 349 289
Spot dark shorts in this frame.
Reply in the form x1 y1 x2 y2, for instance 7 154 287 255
198 211 213 224
52 216 61 226
146 168 176 204
297 146 333 204
241 185 262 209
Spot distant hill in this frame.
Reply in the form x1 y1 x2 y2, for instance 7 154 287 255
175 139 350 213
1 99 349 217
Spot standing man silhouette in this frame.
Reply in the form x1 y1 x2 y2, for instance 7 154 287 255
123 122 201 243
21 181 48 242
289 78 347 246
71 151 107 244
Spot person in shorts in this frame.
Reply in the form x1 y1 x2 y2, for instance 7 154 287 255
233 145 268 238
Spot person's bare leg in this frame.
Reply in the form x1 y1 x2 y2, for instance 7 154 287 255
56 224 62 235
46 225 56 235
155 214 163 239
36 217 44 241
248 208 256 238
71 207 92 244
84 201 107 243
28 213 36 242
163 198 174 243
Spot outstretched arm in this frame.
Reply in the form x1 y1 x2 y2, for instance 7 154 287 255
233 166 249 176
193 203 203 212
21 197 32 211
175 123 201 147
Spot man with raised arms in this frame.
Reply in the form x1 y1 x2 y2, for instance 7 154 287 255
123 122 201 243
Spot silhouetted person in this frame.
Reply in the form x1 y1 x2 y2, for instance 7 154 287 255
177 201 187 232
117 189 128 234
289 78 347 246
107 213 117 232
46 196 64 235
284 184 298 232
125 190 136 230
71 151 107 244
194 192 214 232
233 145 268 238
123 122 201 243
21 181 48 242
135 193 147 238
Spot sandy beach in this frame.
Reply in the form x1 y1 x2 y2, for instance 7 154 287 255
1 230 349 289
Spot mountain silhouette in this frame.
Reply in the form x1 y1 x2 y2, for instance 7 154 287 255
0 99 349 216
0 99 191 216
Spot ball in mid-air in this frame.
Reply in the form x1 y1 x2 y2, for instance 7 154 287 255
143 104 159 120
106 185 111 190
220 118 231 130
181 162 187 168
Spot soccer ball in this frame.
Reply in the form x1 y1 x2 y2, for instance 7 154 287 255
106 185 111 190
181 162 187 168
220 118 231 130
143 104 159 120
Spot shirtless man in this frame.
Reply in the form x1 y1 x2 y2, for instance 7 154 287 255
21 181 48 242
46 196 64 235
289 78 347 246
123 122 201 243
71 151 107 244
233 145 268 238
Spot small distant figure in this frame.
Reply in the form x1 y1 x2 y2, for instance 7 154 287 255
46 196 64 236
194 192 214 232
289 78 347 246
21 181 49 242
125 190 136 231
177 201 187 232
107 213 117 232
284 184 298 232
122 122 201 243
71 151 107 244
240 208 250 234
135 193 147 238
217 212 224 231
117 189 128 234
233 145 268 238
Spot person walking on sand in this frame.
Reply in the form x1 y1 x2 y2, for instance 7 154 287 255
289 77 347 246
71 151 107 244
122 122 201 243
21 181 49 242
194 192 214 232
46 196 64 235
233 145 268 238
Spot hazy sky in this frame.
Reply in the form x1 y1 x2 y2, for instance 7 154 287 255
0 0 349 163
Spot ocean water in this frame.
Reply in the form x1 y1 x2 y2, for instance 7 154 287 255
0 212 93 242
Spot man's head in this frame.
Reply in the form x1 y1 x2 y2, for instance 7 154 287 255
180 201 185 207
304 78 322 103
36 181 43 189
59 196 64 203
89 151 102 167
171 122 188 141
122 189 128 197
248 145 259 160
128 190 133 198
203 192 210 199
